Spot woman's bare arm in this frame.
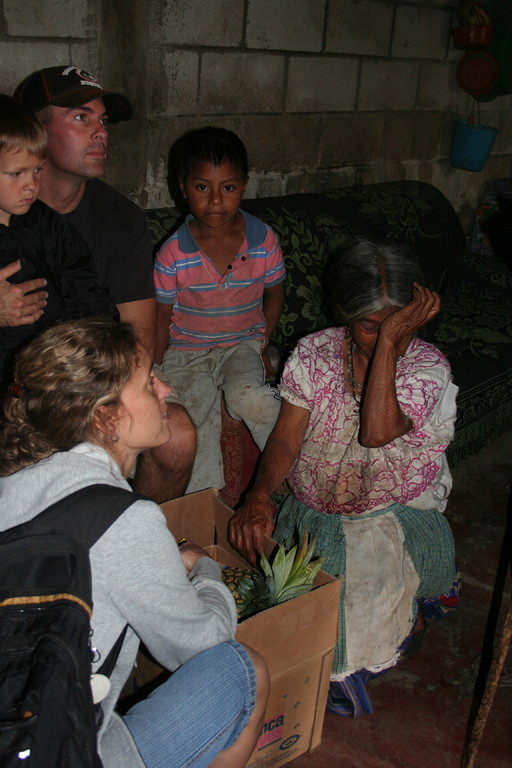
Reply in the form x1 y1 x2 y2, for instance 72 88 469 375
228 399 310 564
359 283 440 447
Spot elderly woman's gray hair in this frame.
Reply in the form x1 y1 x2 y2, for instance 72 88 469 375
325 239 424 324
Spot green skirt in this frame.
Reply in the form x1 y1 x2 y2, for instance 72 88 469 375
273 495 456 678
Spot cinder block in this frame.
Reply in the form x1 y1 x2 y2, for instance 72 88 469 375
369 160 407 185
287 56 358 112
412 113 445 161
238 114 321 172
147 50 199 117
417 62 466 112
0 42 72 93
417 161 434 185
4 0 89 38
429 161 467 207
199 53 284 114
103 117 147 206
478 155 512 186
478 94 512 115
149 0 243 46
245 173 286 199
492 122 512 155
392 6 451 59
246 0 323 51
69 45 98 76
381 113 416 161
283 167 357 194
326 0 393 56
441 117 458 159
359 60 419 111
321 113 385 166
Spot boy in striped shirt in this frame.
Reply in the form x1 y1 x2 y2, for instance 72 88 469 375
154 127 285 495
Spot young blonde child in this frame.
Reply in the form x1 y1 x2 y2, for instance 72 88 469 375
0 94 115 386
154 126 285 494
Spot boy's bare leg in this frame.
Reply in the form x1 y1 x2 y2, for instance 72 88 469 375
134 403 197 502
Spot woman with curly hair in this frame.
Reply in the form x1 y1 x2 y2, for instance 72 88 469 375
0 316 269 768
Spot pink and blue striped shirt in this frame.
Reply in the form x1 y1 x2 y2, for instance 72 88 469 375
154 210 285 350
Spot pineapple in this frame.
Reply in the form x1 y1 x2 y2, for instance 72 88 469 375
222 531 324 620
221 566 256 617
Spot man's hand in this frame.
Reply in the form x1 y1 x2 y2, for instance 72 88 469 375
0 261 48 327
228 491 276 566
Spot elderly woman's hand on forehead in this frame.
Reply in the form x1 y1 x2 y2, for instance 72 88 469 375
380 282 440 347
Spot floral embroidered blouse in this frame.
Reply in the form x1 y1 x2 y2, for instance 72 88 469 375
280 328 458 516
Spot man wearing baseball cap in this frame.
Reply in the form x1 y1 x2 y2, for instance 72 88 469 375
12 65 196 501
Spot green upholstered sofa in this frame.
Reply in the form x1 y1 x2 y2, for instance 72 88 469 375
145 179 512 471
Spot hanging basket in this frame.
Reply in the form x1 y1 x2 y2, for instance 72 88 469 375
452 25 493 50
456 51 499 96
449 100 499 172
450 121 499 172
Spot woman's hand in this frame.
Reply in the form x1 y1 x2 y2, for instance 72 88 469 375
379 283 440 354
178 541 211 575
228 492 276 566
228 401 309 564
358 284 440 448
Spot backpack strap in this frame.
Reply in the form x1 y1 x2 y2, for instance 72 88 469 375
97 625 129 678
20 483 148 549
11 484 149 683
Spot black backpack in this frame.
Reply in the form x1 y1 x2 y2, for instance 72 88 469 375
0 483 142 768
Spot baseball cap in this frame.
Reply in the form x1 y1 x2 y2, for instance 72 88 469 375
14 65 133 122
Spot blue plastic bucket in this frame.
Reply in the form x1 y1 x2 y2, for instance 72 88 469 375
449 120 499 172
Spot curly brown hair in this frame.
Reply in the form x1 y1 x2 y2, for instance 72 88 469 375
0 318 141 475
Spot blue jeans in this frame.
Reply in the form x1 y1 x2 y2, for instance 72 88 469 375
123 641 256 768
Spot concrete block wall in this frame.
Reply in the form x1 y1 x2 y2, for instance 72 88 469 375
1 0 511 230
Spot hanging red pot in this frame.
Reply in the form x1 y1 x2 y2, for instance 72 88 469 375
456 51 499 95
452 25 493 49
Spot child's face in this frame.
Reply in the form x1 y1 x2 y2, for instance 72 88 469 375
179 160 248 232
0 147 44 226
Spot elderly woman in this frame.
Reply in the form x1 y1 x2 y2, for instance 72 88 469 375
229 240 459 717
0 317 269 768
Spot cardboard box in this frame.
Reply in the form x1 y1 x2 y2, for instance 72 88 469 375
161 489 341 768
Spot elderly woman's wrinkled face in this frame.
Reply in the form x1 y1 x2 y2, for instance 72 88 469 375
350 307 398 359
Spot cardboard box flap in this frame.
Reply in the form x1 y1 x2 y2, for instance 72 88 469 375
155 489 342 768
161 488 217 547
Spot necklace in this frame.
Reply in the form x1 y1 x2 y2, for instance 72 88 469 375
346 330 365 404
345 328 406 405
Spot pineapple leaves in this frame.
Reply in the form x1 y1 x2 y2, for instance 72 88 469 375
259 550 273 579
265 531 323 604
222 529 323 620
268 543 298 596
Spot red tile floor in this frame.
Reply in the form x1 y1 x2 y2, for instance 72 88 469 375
287 430 512 768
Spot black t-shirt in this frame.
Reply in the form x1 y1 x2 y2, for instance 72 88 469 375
0 199 117 384
65 179 154 306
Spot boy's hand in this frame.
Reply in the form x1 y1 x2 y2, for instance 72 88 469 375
262 347 277 377
0 261 48 327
